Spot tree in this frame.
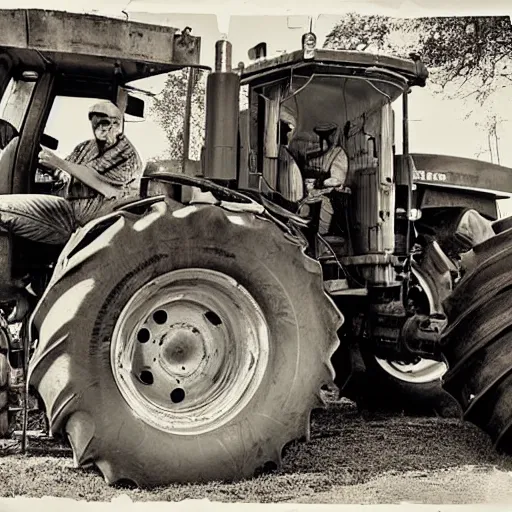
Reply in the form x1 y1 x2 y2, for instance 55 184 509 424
323 14 512 104
324 14 512 163
149 67 207 161
322 13 394 52
405 16 512 103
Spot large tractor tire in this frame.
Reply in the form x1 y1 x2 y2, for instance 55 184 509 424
440 222 512 452
335 264 457 417
28 199 342 487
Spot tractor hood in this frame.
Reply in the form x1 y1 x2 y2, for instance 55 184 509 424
0 9 205 83
404 153 512 198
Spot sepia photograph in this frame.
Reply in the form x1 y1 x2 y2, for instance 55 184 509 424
0 0 511 508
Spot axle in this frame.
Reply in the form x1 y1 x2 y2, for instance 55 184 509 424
371 308 448 363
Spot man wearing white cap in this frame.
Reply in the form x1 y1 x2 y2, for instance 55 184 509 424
0 100 142 245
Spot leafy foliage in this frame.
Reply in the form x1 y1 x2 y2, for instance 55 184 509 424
322 13 394 52
407 16 512 102
324 14 512 104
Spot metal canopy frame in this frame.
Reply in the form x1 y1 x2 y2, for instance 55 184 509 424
0 9 209 83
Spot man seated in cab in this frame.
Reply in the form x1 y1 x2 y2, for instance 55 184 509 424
0 100 143 245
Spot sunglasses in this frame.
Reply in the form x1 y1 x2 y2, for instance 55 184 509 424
92 117 120 130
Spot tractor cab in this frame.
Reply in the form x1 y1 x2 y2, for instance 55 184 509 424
234 35 512 270
0 9 203 295
237 36 428 270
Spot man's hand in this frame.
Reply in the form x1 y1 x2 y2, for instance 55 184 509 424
38 148 63 172
53 169 70 190
57 159 121 199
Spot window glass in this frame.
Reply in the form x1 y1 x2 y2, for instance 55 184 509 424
43 66 208 168
0 78 36 150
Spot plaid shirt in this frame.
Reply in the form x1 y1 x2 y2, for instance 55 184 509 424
61 134 142 224
64 134 142 200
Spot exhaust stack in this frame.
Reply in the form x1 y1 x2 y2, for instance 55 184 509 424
215 40 232 72
203 39 240 181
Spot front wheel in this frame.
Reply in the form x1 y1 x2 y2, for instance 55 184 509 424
28 200 342 487
336 344 455 415
335 265 457 416
354 354 455 415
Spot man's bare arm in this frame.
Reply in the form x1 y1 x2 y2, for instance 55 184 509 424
58 160 121 198
39 148 121 198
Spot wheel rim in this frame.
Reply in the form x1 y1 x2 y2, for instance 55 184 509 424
374 265 448 385
111 268 270 435
375 357 447 384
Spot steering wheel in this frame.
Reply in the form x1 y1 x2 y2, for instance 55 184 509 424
35 144 54 179
35 133 62 185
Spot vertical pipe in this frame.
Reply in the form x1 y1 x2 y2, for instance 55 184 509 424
182 67 196 172
215 40 232 72
402 88 409 156
403 88 412 255
203 39 239 181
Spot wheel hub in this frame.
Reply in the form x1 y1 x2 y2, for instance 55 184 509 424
111 268 270 435
159 324 206 376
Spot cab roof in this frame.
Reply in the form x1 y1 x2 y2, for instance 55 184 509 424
0 9 205 83
241 48 429 88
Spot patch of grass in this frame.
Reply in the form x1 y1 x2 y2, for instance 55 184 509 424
0 401 511 502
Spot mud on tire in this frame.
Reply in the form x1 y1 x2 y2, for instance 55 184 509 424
441 223 512 451
28 199 342 487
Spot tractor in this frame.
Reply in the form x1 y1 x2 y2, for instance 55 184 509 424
0 8 511 487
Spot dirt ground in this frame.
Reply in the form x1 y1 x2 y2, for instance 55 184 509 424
1 398 512 504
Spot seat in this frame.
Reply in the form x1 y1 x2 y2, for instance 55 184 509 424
276 145 304 203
